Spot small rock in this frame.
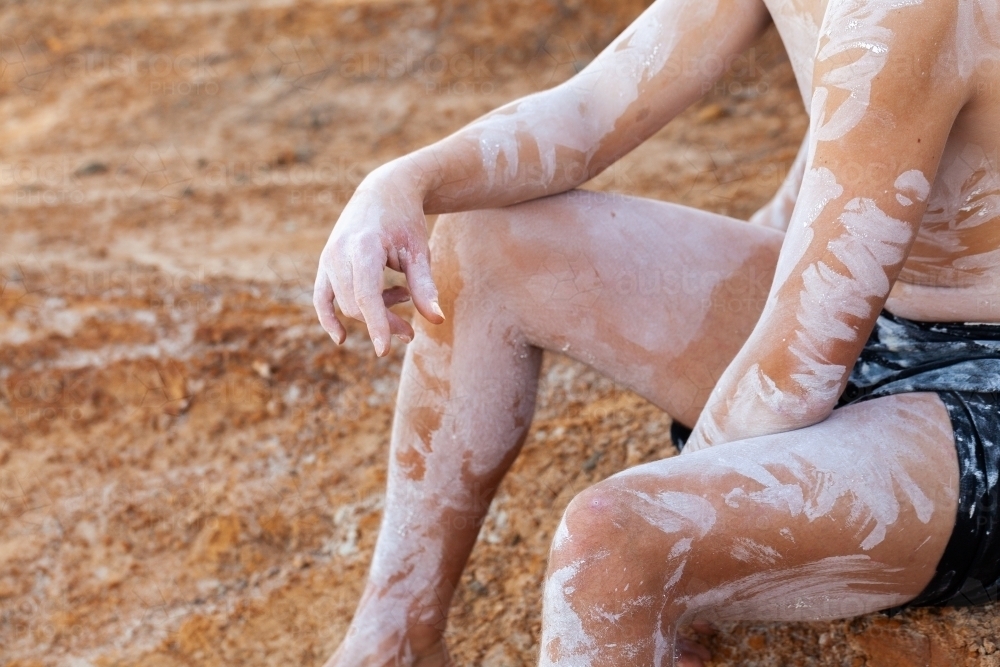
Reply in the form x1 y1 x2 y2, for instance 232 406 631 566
697 103 726 123
75 161 108 177
582 451 601 472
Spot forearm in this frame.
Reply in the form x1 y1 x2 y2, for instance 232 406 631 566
377 86 598 215
690 319 850 449
688 0 971 451
314 0 772 354
370 0 771 216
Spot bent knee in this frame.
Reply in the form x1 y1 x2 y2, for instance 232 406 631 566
551 480 704 565
429 209 511 295
430 208 512 267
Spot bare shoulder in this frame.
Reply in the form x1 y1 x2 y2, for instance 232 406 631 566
815 0 962 84
815 0 1000 85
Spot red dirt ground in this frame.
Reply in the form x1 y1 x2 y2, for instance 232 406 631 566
0 1 997 665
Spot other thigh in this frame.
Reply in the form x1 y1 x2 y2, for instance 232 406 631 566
432 190 783 426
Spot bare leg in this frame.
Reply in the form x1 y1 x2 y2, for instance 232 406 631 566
325 190 782 666
540 393 960 667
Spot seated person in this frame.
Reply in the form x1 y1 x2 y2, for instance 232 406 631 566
312 0 1000 664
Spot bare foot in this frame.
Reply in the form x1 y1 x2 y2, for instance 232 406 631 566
322 636 453 667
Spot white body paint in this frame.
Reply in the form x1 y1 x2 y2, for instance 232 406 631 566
768 166 843 290
545 396 950 667
623 490 718 536
731 537 784 565
470 0 719 189
679 555 912 622
952 0 1000 80
710 400 939 551
541 560 599 667
319 0 1000 662
904 143 1000 286
767 0 821 104
895 169 931 207
809 0 923 145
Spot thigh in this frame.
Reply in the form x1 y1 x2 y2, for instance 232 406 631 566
434 190 783 426
595 392 960 622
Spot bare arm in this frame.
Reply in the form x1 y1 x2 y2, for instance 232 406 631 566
398 0 771 213
686 0 969 449
314 0 771 354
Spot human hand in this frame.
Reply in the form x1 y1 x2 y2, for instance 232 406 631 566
313 166 445 356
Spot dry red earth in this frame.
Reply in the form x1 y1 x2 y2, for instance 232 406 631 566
0 1 997 666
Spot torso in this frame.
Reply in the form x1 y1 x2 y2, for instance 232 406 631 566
766 0 1000 322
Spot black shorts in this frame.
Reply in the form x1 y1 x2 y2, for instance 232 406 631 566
671 310 1000 609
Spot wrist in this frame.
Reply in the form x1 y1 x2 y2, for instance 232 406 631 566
367 153 438 206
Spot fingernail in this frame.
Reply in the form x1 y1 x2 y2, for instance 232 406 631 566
374 337 387 356
398 333 413 343
431 300 445 320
